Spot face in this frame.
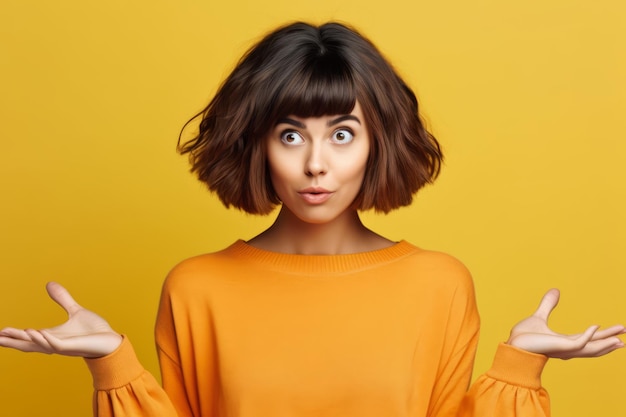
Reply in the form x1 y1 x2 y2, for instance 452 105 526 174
266 102 370 225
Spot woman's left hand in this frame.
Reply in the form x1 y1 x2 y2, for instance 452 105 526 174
507 288 625 359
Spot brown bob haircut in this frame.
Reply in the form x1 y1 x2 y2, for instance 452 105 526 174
178 21 442 215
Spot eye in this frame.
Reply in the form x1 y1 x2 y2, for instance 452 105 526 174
280 130 305 145
331 128 354 144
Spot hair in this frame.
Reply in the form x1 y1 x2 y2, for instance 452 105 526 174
178 21 442 214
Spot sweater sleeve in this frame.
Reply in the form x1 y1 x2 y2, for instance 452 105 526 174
459 344 551 417
85 336 179 417
433 289 551 416
84 265 213 417
425 259 551 417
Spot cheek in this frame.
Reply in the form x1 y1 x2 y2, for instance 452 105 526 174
267 152 297 190
343 148 370 184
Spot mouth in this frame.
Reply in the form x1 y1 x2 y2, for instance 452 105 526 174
299 187 331 193
298 188 333 204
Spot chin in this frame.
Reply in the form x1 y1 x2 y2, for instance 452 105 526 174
289 205 357 227
294 213 339 225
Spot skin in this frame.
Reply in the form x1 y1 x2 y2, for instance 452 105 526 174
0 102 624 360
249 102 392 255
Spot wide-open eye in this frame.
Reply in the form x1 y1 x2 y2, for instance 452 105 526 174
280 130 305 145
331 129 354 144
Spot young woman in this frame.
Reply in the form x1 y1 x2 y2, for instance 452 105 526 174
0 21 623 417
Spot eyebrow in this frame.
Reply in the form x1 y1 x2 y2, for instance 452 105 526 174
328 115 361 126
276 115 362 128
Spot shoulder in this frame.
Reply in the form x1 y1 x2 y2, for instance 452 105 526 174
407 247 470 272
402 247 478 325
399 244 475 294
161 241 248 294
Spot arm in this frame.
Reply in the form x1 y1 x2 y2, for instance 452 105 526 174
0 282 180 417
459 344 551 417
459 289 624 417
86 336 179 416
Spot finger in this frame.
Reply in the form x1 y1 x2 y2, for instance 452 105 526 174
0 337 42 352
46 282 82 315
562 324 625 342
589 344 624 358
556 336 625 359
0 330 46 353
569 325 601 350
24 329 54 353
533 288 560 321
0 327 34 342
589 325 626 341
588 339 625 357
544 325 600 355
38 329 79 354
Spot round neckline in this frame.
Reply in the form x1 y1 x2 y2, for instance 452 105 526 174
221 240 420 275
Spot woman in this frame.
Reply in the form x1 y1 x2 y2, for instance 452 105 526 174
0 21 623 417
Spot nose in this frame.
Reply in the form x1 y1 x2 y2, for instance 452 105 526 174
304 141 327 176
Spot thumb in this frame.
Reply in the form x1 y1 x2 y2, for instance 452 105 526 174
533 288 561 322
45 282 82 316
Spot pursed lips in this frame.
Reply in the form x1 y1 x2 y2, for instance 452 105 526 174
298 187 334 204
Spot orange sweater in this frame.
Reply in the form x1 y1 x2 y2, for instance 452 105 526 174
87 240 550 416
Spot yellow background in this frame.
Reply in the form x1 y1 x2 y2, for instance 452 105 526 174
1 1 624 415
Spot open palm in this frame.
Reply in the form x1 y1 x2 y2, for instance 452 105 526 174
0 282 122 358
507 289 625 359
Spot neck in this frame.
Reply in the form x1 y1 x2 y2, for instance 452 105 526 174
248 206 393 255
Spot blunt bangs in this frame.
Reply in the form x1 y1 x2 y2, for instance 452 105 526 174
271 56 357 122
246 32 359 139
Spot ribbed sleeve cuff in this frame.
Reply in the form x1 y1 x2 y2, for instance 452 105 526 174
84 335 145 390
486 343 549 390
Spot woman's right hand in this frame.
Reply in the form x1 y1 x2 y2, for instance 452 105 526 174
0 282 122 358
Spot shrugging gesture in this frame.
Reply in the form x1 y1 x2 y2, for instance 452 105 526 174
0 282 122 358
507 288 625 359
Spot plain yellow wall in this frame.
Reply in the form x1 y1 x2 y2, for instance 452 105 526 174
1 1 624 416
